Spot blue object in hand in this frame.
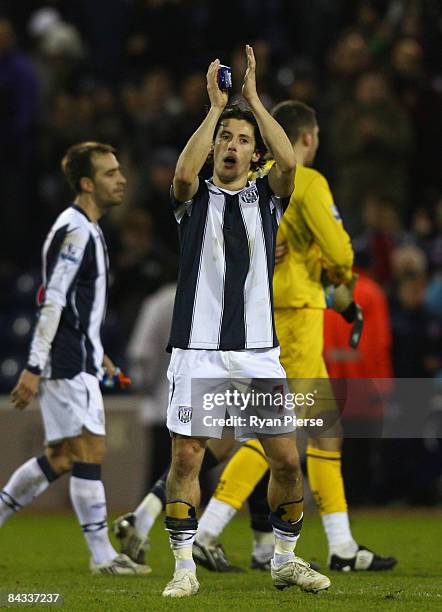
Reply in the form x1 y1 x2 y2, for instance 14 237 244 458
218 65 232 90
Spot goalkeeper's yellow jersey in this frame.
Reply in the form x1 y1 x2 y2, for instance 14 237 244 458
256 161 354 309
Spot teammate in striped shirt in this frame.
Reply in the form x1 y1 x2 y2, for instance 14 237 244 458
3 142 149 576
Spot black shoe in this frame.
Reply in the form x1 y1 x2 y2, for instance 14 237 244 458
329 545 397 571
112 512 149 565
250 555 271 571
193 541 244 573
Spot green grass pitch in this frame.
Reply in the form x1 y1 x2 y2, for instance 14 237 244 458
1 510 441 611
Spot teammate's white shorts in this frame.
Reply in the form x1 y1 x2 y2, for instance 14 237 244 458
39 372 105 444
167 347 295 440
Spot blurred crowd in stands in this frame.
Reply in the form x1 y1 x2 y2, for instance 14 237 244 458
0 1 441 503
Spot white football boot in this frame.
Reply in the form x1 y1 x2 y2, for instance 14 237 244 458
90 553 151 575
271 555 331 592
162 568 200 598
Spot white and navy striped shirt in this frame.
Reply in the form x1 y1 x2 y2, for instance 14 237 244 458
27 205 108 379
169 176 288 350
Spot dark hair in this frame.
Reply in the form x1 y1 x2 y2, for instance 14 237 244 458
214 103 267 171
61 141 116 194
271 101 317 144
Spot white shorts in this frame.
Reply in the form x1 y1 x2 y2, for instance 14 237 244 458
167 347 295 440
39 372 105 444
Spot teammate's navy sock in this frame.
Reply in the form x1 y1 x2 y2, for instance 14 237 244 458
150 468 168 508
0 456 60 526
36 455 60 482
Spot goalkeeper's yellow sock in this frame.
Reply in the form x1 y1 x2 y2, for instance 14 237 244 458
306 446 347 514
197 441 269 545
306 446 357 556
214 440 269 510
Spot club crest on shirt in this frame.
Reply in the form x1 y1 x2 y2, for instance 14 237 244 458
240 185 259 205
178 406 192 423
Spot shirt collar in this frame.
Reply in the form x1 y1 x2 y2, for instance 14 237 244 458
71 204 92 222
207 178 254 195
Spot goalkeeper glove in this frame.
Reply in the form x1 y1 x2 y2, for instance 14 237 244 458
324 274 364 348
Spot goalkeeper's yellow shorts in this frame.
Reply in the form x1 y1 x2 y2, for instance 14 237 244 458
275 308 327 378
275 308 339 425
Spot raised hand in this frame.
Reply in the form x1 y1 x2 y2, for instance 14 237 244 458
242 45 258 103
207 59 229 110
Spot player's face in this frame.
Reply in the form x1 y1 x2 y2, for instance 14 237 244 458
305 124 319 166
90 153 127 208
213 119 261 185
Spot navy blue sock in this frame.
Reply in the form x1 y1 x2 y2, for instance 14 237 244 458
37 455 60 482
72 462 101 480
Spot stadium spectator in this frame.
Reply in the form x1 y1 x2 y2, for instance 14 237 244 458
389 273 441 378
325 28 372 112
0 16 39 266
353 194 410 287
409 198 442 281
381 272 442 504
132 146 180 251
173 72 207 149
329 69 413 234
110 208 176 338
62 0 129 84
390 243 427 282
390 36 442 202
123 68 178 165
28 7 86 107
230 39 274 106
125 0 201 77
278 58 319 107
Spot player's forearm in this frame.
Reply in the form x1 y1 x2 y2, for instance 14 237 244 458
305 198 354 273
247 96 296 173
322 249 353 284
27 301 63 374
323 233 354 273
174 107 224 185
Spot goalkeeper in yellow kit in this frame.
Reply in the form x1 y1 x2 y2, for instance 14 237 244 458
194 101 396 573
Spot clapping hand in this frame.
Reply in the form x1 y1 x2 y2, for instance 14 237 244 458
242 45 258 104
207 59 229 110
